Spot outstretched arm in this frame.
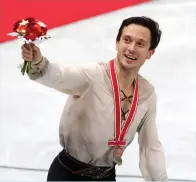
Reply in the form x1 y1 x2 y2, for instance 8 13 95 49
28 56 98 95
21 43 99 95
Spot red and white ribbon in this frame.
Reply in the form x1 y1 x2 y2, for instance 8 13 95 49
108 59 139 147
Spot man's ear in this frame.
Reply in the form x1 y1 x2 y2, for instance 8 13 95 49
147 49 155 59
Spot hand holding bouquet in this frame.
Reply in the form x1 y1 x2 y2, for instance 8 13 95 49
7 17 51 75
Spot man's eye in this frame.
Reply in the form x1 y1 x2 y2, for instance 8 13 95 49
124 38 130 43
137 42 144 46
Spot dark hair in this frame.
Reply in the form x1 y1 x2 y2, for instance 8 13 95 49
116 16 162 50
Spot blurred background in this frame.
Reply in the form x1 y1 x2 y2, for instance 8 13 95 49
0 0 196 181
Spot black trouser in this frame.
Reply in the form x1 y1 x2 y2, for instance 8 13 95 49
47 149 116 181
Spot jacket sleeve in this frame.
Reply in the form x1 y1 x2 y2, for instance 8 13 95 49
137 91 168 181
28 57 99 95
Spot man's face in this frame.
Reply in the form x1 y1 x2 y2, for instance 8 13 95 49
116 24 154 70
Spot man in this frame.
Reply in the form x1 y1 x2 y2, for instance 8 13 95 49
21 16 168 181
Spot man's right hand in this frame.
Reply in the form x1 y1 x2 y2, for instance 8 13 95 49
21 43 43 64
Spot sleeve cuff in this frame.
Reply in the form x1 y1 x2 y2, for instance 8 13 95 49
31 57 47 71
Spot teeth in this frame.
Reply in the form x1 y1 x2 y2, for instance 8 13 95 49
126 55 137 60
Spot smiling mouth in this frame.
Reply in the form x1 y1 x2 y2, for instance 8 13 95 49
124 54 137 60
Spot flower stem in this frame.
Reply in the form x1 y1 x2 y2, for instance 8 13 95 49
26 61 31 74
21 61 28 75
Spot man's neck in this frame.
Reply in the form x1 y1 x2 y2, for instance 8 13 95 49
115 59 139 91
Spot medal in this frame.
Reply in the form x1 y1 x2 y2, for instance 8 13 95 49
113 146 124 158
108 60 139 156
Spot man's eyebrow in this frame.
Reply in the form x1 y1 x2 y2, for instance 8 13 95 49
123 35 148 42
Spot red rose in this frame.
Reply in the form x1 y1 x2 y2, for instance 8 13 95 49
25 28 37 40
40 26 47 36
16 25 28 34
13 20 21 31
25 17 36 24
13 19 28 33
24 32 38 41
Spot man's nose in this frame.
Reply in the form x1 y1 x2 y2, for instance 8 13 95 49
128 42 136 52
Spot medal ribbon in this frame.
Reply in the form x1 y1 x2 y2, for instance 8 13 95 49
108 59 139 147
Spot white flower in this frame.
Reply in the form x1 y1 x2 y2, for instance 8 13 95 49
37 21 46 27
24 39 33 44
7 32 19 36
19 19 29 26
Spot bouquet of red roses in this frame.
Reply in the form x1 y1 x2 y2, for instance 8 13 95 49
7 17 51 75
